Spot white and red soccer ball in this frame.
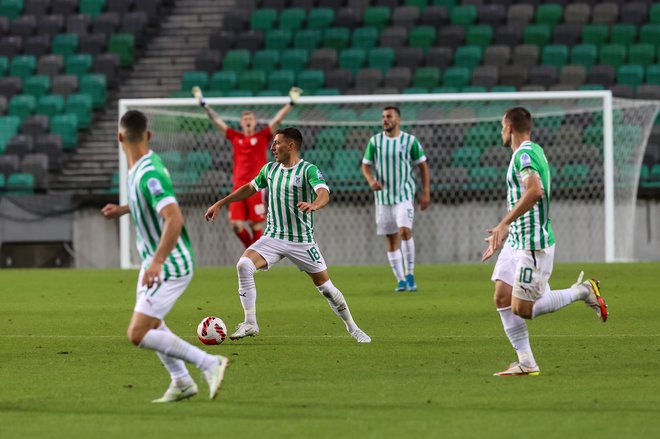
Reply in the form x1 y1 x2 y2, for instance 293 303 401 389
197 316 227 345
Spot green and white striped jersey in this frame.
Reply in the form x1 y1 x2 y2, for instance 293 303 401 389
506 140 555 251
362 131 426 205
251 159 329 243
127 151 194 278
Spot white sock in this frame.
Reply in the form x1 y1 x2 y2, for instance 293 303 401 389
497 306 537 368
317 280 358 333
386 250 405 282
237 257 258 325
532 287 581 319
155 322 193 386
401 238 415 275
139 328 216 371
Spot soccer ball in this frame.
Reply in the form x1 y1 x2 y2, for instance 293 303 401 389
197 316 227 345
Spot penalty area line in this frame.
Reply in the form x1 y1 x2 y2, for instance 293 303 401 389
1 334 659 339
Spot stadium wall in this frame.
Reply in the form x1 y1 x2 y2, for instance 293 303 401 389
71 200 660 268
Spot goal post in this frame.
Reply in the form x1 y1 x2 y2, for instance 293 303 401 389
118 91 659 268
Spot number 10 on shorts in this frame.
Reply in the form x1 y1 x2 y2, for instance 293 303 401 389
519 267 533 284
307 247 322 263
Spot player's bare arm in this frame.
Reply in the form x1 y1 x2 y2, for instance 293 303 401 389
361 163 382 191
268 87 303 131
143 203 184 288
192 86 229 134
298 188 330 213
101 203 130 219
418 161 431 210
204 183 258 222
482 172 543 262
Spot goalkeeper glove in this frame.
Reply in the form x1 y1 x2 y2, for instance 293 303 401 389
288 86 302 106
192 86 206 107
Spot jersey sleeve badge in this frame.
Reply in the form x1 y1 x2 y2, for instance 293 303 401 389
146 177 164 196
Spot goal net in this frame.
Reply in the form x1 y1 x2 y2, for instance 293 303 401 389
119 92 659 268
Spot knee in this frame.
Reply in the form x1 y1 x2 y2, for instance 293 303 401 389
493 293 510 309
512 305 533 320
236 256 256 276
127 326 145 346
399 228 412 240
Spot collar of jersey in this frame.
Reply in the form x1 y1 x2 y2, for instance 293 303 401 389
129 150 154 174
382 131 404 140
518 140 533 150
278 158 303 170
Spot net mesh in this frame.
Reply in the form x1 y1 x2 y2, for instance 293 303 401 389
121 94 659 267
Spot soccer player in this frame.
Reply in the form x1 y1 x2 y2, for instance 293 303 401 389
193 86 301 248
102 110 228 402
204 127 371 343
361 106 430 292
482 107 608 377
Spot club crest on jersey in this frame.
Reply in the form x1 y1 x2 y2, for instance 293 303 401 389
294 175 303 186
520 153 532 168
147 177 163 196
250 138 257 145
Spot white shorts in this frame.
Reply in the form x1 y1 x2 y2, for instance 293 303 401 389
249 236 328 273
134 268 193 319
491 242 555 302
376 200 414 235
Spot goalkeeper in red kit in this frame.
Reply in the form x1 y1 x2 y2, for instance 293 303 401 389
193 86 302 247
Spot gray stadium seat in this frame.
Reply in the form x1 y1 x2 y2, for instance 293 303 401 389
374 0 399 8
373 87 398 95
318 0 345 9
38 55 64 77
39 15 65 39
35 134 63 172
494 25 523 46
11 15 37 38
0 36 22 57
290 0 313 11
121 12 149 48
620 3 648 25
592 3 619 24
335 8 362 29
559 65 587 87
135 0 162 24
94 53 120 89
209 30 235 52
325 69 353 91
235 30 263 52
21 115 50 137
310 48 337 70
383 67 411 90
500 65 528 89
194 50 222 75
0 17 8 37
425 47 453 70
438 26 465 49
107 0 135 14
52 0 78 15
552 24 582 46
508 4 534 25
483 45 511 68
25 0 52 16
52 74 78 96
565 4 591 24
262 0 286 9
0 95 6 115
478 4 506 26
392 7 419 28
529 65 558 87
512 44 539 68
24 35 51 57
395 47 423 69
380 27 407 49
0 155 20 178
21 153 49 191
610 84 634 98
94 13 120 36
67 14 92 37
347 0 370 14
471 65 499 88
481 147 510 167
221 10 249 33
586 65 616 87
636 85 660 100
0 77 22 99
419 6 449 27
355 69 382 92
5 135 34 159
79 33 108 56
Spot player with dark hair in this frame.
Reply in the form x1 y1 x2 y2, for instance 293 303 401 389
204 127 371 343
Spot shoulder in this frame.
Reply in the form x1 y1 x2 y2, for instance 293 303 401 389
259 126 272 137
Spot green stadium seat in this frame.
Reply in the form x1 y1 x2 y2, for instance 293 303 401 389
265 29 292 51
6 173 34 195
523 24 552 47
582 25 608 46
8 94 35 120
185 151 212 173
450 5 477 26
464 123 500 149
323 27 350 51
0 173 5 192
108 34 135 68
364 6 391 30
65 93 93 129
431 0 455 7
406 0 430 7
647 64 660 85
640 25 660 45
0 115 20 152
403 87 429 94
209 71 236 92
536 3 563 25
181 70 209 92
647 164 660 189
252 50 280 71
308 8 334 30
351 27 379 50
238 70 266 94
629 44 655 68
367 47 394 73
535 105 564 130
339 48 366 73
23 75 50 97
226 90 253 97
9 55 36 79
570 44 598 69
50 114 78 150
65 54 93 78
37 95 64 117
542 44 569 68
52 34 79 57
466 25 493 49
599 44 627 69
454 46 482 69
315 127 344 152
466 166 501 190
451 146 481 168
557 164 589 189
617 64 644 88
609 24 637 46
0 56 8 77
279 8 306 31
256 89 281 97
294 29 322 51
303 150 333 171
268 69 295 94
80 0 106 18
313 88 340 96
490 85 517 93
281 49 309 72
80 74 107 109
0 0 23 21
251 8 277 32
409 26 436 51
159 151 184 171
413 67 440 88
578 84 605 91
328 108 357 122
651 4 660 24
443 67 469 88
223 50 251 72
297 69 324 93
330 150 363 185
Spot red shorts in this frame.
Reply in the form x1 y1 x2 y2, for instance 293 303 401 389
228 190 266 223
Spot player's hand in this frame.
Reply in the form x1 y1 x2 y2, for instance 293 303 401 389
192 86 206 107
101 203 125 219
289 86 302 105
419 192 430 210
297 201 318 213
482 223 509 262
204 202 222 222
142 262 163 288
369 180 382 191
481 236 496 262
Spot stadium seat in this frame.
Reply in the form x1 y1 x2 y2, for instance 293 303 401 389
380 26 408 49
315 127 344 152
39 15 65 39
238 70 266 94
610 24 637 46
552 23 582 47
94 12 120 36
408 26 436 51
263 29 290 51
21 153 49 190
181 71 208 91
11 15 37 38
335 7 361 29
451 146 481 168
325 68 353 91
582 24 608 46
466 166 501 190
5 134 33 158
235 30 263 52
541 44 569 68
413 67 440 88
8 94 35 120
471 65 498 88
0 76 22 99
383 67 411 90
10 55 36 79
364 6 391 30
564 3 591 25
450 5 477 26
351 27 379 50
268 69 295 94
252 50 280 71
592 3 619 25
466 25 493 48
66 54 93 79
570 44 598 69
6 172 35 194
223 50 251 72
209 71 236 93
500 65 528 89
442 66 469 88
309 48 337 70
80 74 106 109
0 155 20 179
36 94 64 118
508 4 534 26
640 24 660 46
419 5 449 27
294 29 321 51
280 8 306 31
81 0 107 18
355 68 382 92
477 4 506 27
52 34 78 57
439 25 466 49
647 65 660 85
297 69 324 93
483 45 511 68
512 44 539 68
524 24 552 47
529 65 558 88
281 48 309 72
599 44 627 69
308 8 335 29
392 6 420 28
367 47 394 73
50 113 78 149
621 2 648 26
0 0 23 21
25 0 50 16
24 35 51 57
65 93 93 129
23 75 50 97
67 14 92 37
454 46 482 69
121 12 149 48
323 27 350 51
79 33 107 56
51 74 78 96
629 44 655 68
557 163 589 189
617 64 645 88
425 47 453 70
251 9 277 32
559 65 587 87
536 3 563 25
339 48 366 73
108 33 135 68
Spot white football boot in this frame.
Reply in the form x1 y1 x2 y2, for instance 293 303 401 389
152 382 198 403
229 322 260 340
493 362 540 377
350 328 372 343
203 355 229 400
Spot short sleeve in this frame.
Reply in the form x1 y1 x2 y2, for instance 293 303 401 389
306 164 330 193
362 136 376 164
225 128 239 142
251 163 271 191
139 170 177 213
410 137 426 164
514 149 538 173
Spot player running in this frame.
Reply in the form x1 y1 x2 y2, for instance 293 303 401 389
482 107 608 377
361 106 431 292
193 86 301 248
102 110 228 402
204 127 371 343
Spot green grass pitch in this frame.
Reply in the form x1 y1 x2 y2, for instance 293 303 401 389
1 263 659 438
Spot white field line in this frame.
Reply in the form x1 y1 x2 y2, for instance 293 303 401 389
0 334 658 339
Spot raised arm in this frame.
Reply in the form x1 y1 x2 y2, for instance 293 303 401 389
193 86 229 134
417 161 430 210
268 87 302 131
204 183 258 222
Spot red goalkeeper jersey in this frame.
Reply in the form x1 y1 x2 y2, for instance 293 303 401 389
226 126 272 187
